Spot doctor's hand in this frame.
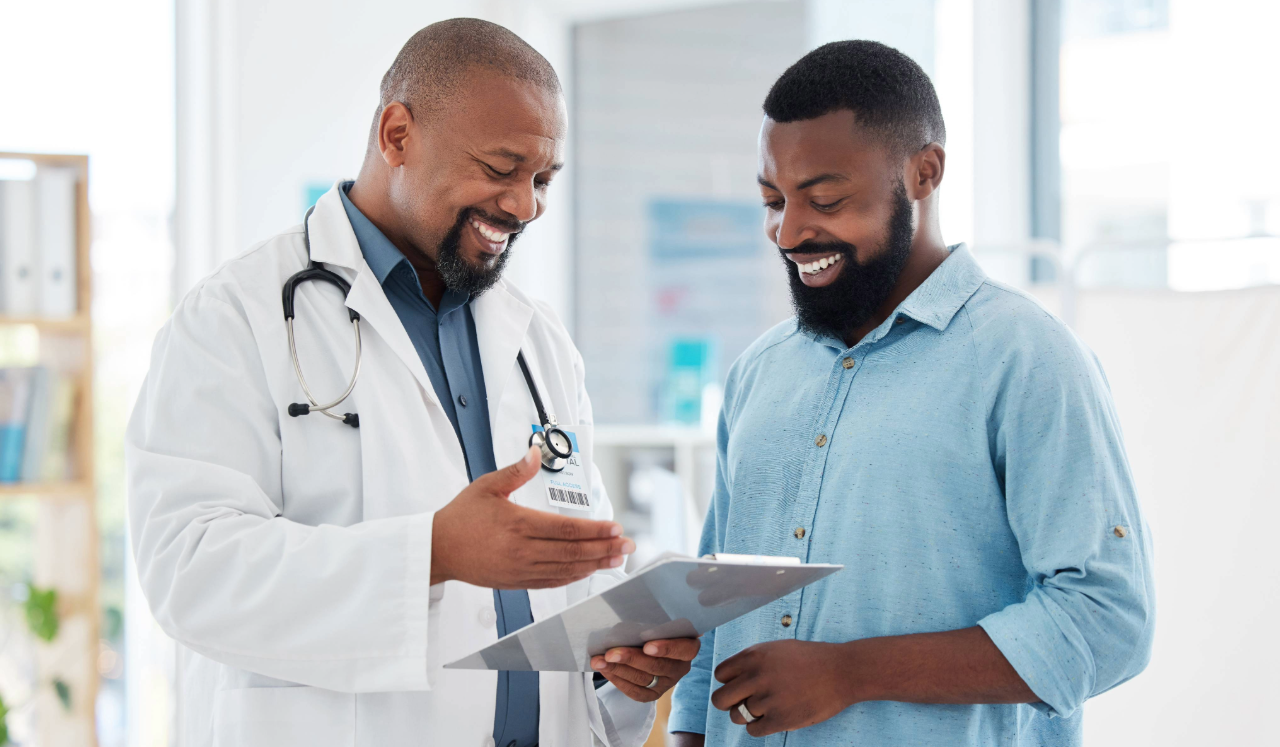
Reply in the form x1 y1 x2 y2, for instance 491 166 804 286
431 446 634 589
591 637 701 702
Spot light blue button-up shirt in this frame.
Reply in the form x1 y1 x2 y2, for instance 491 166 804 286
669 246 1154 746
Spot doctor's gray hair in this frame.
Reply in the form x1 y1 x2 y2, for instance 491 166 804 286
372 18 561 140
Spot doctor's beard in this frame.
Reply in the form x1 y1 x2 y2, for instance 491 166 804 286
436 208 521 296
782 179 914 341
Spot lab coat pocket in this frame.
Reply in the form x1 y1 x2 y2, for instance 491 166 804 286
212 686 355 747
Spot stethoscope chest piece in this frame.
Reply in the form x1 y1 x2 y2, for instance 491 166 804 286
517 350 573 473
530 426 572 472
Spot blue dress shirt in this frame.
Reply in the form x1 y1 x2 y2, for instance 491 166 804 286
669 246 1154 746
339 185 539 747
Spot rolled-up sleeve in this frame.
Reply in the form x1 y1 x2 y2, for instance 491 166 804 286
976 318 1155 719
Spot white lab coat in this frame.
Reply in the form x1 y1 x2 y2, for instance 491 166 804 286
126 185 655 747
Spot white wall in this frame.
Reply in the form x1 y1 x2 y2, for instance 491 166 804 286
806 0 936 72
173 0 754 324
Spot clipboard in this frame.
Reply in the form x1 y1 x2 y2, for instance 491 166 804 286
444 553 842 672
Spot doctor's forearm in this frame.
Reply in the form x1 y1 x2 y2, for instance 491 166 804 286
842 626 1037 705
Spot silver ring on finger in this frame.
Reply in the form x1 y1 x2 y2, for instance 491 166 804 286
646 674 660 689
738 702 758 723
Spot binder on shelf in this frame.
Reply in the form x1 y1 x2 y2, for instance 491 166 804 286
1 178 37 315
41 375 77 481
36 166 78 318
21 366 52 482
0 368 34 482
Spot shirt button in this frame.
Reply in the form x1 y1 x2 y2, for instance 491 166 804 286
815 434 827 447
781 614 793 628
842 357 854 369
458 394 468 407
479 608 497 628
1113 525 1128 538
794 527 806 539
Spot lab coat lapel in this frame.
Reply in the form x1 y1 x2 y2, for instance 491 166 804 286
472 281 534 430
306 184 439 407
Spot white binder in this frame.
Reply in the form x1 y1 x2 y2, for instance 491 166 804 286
445 554 842 672
36 166 77 318
1 178 37 315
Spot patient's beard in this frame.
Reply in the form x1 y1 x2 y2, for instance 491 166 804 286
782 181 914 341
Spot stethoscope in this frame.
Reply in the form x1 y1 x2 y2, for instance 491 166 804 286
282 206 574 473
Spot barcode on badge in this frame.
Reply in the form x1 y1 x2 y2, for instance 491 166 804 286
547 486 591 509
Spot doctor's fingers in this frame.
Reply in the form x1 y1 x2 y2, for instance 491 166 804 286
514 507 623 541
473 446 541 496
517 559 614 588
523 537 633 566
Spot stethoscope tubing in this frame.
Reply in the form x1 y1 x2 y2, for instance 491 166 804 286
288 203 570 471
287 315 363 420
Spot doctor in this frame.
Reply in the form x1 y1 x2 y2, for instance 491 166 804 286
128 18 697 747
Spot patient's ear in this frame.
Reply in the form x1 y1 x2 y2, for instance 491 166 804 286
907 143 945 201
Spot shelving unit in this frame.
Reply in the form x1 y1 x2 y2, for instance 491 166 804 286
0 151 98 746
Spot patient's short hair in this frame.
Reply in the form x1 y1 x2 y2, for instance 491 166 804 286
764 40 945 158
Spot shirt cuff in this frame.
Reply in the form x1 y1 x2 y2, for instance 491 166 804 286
595 682 656 747
978 589 1094 719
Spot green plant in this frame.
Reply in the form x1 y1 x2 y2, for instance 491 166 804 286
1 583 70 746
23 583 58 643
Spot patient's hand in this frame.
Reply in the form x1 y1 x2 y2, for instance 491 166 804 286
590 637 701 702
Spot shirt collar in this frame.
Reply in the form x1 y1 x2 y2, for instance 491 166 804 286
800 243 986 350
337 181 470 314
338 181 410 285
894 243 986 331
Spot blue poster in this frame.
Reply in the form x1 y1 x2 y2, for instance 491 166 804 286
647 199 769 424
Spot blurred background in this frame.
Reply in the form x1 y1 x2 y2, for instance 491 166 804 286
0 0 1276 744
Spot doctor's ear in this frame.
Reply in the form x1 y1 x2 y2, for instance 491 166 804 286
376 102 414 168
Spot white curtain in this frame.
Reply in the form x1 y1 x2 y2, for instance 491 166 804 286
1061 286 1280 745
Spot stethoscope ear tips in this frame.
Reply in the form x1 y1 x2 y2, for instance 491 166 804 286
288 403 310 417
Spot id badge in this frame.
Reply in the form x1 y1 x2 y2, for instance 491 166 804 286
532 423 593 511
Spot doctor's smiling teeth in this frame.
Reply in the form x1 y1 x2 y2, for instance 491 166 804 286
471 218 509 244
798 252 842 275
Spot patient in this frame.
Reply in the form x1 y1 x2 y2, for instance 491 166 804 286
668 40 1154 747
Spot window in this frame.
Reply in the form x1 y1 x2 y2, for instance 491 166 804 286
1047 0 1280 290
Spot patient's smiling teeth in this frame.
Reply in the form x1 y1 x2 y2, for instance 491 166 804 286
798 253 842 274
